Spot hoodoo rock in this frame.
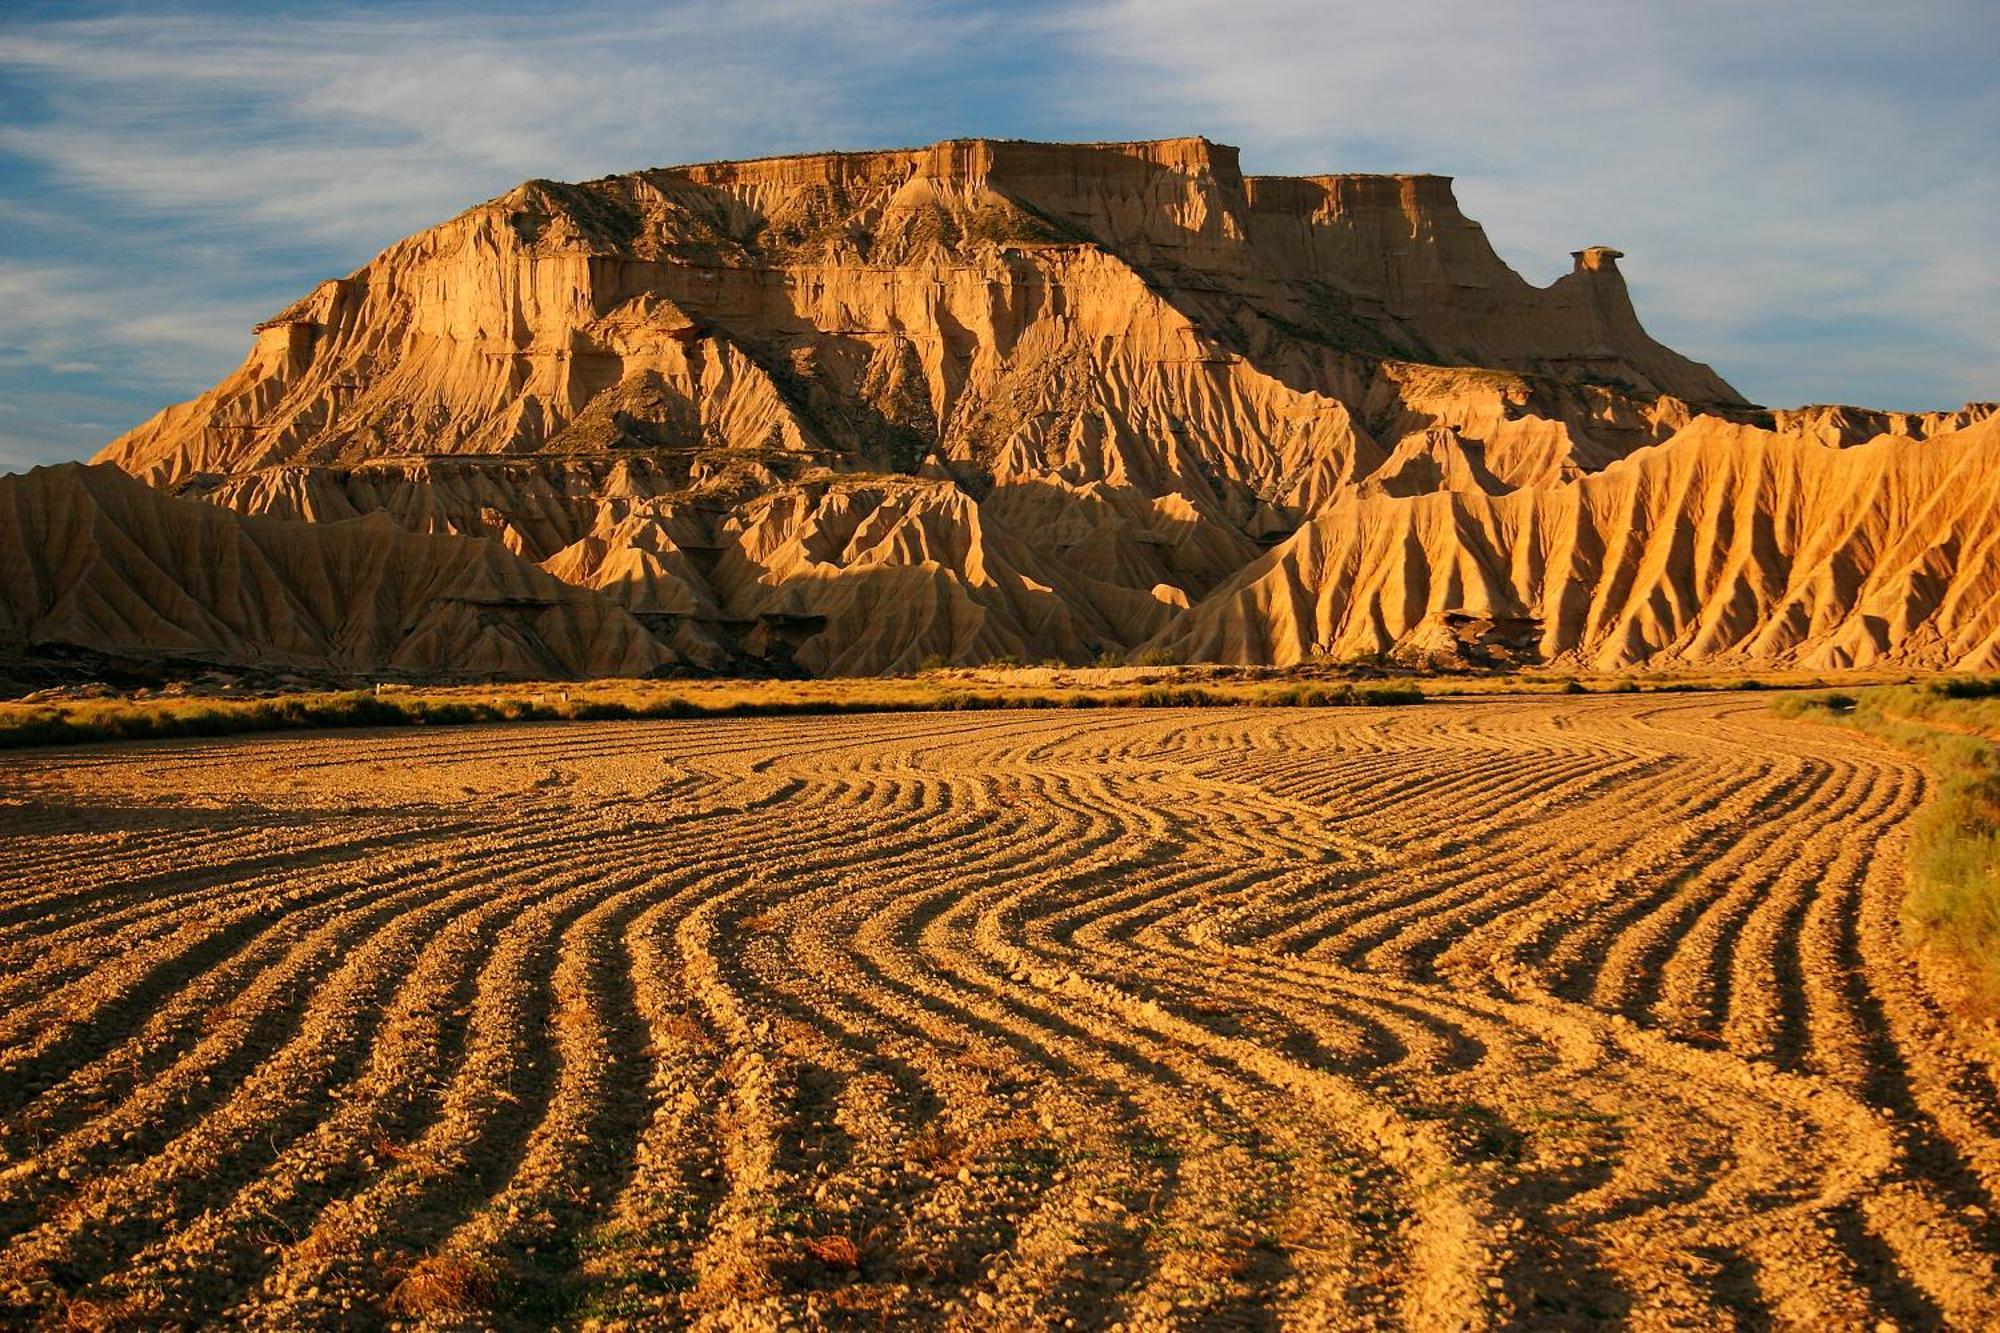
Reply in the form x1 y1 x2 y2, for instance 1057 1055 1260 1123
16 135 1983 677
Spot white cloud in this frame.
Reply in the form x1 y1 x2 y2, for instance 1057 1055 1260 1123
1053 0 2000 408
0 4 943 248
0 260 254 386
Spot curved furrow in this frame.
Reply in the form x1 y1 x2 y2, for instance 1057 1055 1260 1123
1309 758 1700 980
96 849 692 1323
1580 754 1855 1022
0 817 479 1013
234 768 952 1304
924 753 1496 1326
0 819 620 1133
5 699 1995 1327
0 836 558 1222
808 765 1251 1322
0 821 685 1304
1706 758 1913 1062
666 773 1131 1321
1252 747 1736 965
1527 755 1813 1003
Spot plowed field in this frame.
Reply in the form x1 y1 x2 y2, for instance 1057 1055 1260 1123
2 696 1996 1329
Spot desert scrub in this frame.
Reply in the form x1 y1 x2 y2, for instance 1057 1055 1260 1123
1780 679 2000 1006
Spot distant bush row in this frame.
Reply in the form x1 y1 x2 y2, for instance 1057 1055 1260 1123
0 679 1434 750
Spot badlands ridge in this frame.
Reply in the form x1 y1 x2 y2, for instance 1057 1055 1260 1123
7 136 1996 678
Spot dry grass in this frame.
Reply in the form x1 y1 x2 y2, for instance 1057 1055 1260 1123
386 1252 497 1319
1779 677 2000 1009
801 1233 862 1271
0 664 1933 750
52 1294 147 1332
904 1124 971 1174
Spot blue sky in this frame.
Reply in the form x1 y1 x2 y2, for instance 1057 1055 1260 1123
1 0 1994 471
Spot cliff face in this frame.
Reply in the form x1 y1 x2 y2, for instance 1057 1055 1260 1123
60 136 1992 676
101 137 1739 484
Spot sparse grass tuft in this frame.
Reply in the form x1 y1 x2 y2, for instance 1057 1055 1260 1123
387 1251 498 1319
905 1123 969 1174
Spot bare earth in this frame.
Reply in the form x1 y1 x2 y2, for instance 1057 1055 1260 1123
2 697 1997 1330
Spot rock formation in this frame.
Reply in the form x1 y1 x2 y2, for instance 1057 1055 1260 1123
1151 418 2000 671
0 464 688 679
18 135 1987 677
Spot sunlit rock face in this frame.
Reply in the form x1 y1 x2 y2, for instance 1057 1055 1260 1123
69 136 1996 676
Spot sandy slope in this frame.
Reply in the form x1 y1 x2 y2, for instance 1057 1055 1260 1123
1151 418 2000 672
1 699 1996 1328
0 464 688 679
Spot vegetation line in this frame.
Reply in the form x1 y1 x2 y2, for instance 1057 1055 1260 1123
1777 678 2000 1007
0 681 1429 749
0 669 1910 751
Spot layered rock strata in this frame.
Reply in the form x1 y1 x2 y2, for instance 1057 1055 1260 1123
45 136 1991 676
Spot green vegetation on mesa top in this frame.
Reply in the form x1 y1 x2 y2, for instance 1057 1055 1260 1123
1778 678 2000 1010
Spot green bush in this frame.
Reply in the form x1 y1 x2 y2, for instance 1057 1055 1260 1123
1932 676 2000 700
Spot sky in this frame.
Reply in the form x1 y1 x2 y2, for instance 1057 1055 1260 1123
1 0 1994 472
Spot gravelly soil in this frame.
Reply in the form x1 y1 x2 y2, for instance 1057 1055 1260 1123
1 696 1996 1330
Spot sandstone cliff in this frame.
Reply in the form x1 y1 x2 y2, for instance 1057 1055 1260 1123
56 137 1995 676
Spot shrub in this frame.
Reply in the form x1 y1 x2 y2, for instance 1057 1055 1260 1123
1932 676 2000 700
1136 686 1219 707
1356 683 1425 706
